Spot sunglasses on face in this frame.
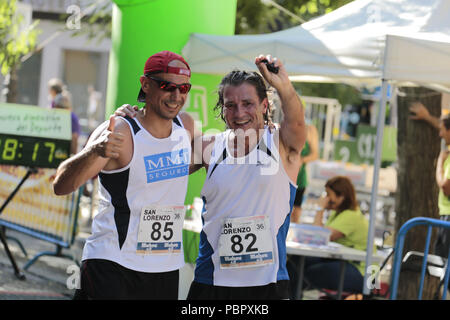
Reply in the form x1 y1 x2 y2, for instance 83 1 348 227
146 75 192 94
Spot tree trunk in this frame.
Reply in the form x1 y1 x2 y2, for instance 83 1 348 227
395 86 441 299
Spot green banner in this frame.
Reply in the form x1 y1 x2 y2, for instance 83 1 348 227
334 125 397 164
333 139 359 163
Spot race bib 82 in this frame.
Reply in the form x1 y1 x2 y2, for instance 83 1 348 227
219 215 274 269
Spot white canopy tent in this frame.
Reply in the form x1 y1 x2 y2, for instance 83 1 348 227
183 0 450 90
182 0 450 296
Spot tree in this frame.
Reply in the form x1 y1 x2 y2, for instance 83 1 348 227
66 0 112 43
293 82 362 108
395 86 442 299
236 0 362 114
0 0 39 103
236 0 353 34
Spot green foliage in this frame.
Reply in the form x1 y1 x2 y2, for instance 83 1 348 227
236 0 275 34
0 0 40 75
65 0 112 43
237 0 361 108
236 0 353 34
294 82 362 107
286 0 353 21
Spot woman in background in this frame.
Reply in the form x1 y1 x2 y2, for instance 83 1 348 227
288 176 372 298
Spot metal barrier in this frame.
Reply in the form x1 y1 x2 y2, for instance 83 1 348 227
390 217 450 300
0 165 82 270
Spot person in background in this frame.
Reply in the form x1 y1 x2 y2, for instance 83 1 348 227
51 88 81 155
409 102 450 259
290 123 319 223
409 101 441 129
48 78 65 108
287 176 371 297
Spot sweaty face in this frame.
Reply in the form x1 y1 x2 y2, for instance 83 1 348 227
141 60 190 120
222 83 267 133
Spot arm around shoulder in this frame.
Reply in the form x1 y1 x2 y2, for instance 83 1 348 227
179 112 209 174
179 112 202 143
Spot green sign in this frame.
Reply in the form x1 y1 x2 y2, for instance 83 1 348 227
0 103 71 139
333 139 358 163
334 125 397 164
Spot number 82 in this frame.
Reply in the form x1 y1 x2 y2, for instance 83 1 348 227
230 233 258 254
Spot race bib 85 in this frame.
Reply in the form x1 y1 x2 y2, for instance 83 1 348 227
136 205 185 255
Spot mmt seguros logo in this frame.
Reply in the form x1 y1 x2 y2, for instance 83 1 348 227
144 148 189 183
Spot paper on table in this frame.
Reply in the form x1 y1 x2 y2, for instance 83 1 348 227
287 240 341 251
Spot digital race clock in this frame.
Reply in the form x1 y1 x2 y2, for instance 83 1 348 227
0 103 72 169
0 134 70 168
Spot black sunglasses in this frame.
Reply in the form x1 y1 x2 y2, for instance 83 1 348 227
146 75 192 94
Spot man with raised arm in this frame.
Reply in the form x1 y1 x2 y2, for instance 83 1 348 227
187 55 306 299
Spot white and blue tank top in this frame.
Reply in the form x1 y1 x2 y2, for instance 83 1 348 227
82 115 191 272
194 127 297 287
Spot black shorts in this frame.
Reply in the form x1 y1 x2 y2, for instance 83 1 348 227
187 281 289 300
293 187 306 207
73 259 179 300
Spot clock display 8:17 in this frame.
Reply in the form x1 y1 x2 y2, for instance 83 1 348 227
0 133 71 168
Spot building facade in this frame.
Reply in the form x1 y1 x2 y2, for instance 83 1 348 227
14 0 111 139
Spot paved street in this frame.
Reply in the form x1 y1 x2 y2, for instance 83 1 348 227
0 228 87 300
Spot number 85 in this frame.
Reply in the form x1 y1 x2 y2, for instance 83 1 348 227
150 222 173 241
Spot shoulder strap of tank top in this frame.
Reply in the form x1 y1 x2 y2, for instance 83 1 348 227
173 115 183 128
257 128 277 162
208 132 228 179
123 116 141 135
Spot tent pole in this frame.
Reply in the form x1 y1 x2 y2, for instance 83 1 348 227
362 79 389 297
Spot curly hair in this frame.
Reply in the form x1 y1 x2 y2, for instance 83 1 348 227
214 70 274 127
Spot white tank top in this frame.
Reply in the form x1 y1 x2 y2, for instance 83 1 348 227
194 127 297 287
82 116 191 272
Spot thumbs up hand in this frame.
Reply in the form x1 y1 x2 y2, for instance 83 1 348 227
107 115 115 132
94 115 124 159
